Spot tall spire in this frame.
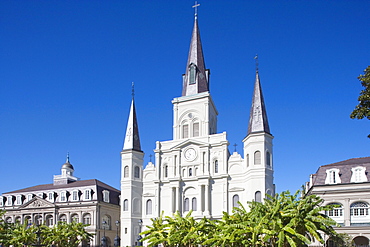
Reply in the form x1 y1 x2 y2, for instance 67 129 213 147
123 83 142 151
182 13 209 96
247 69 270 135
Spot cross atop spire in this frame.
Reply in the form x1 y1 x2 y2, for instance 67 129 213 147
192 1 200 19
254 54 259 72
131 82 135 99
181 12 209 96
66 152 70 163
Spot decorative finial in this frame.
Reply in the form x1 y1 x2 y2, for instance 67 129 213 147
233 143 237 152
149 154 152 162
66 152 70 163
192 1 200 19
254 54 259 72
131 82 135 99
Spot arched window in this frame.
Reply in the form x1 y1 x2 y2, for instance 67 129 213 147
184 198 189 212
193 122 199 137
189 64 197 85
24 215 32 224
102 215 111 230
189 168 192 177
192 197 197 211
350 202 370 224
214 160 219 173
134 166 140 178
124 166 129 178
326 203 343 217
15 216 21 223
35 215 42 225
71 214 79 223
45 215 53 226
5 217 12 223
183 124 189 138
146 199 152 215
232 194 239 208
254 151 261 165
266 152 271 167
351 202 369 216
59 214 67 222
83 213 91 225
255 191 262 203
123 199 129 211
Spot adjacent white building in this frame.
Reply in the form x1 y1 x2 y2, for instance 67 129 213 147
306 157 370 246
0 156 121 247
120 15 275 246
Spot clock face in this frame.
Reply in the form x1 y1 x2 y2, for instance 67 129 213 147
184 148 197 161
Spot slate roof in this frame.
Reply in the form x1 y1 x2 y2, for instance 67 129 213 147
311 157 370 186
247 71 270 135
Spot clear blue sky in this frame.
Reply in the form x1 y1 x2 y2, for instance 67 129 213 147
1 1 369 195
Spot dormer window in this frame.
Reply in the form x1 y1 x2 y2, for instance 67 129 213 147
0 196 3 207
189 64 197 85
325 168 341 184
351 167 367 183
15 195 22 205
48 192 54 202
6 196 12 206
60 191 67 202
72 190 78 201
84 190 91 200
103 190 110 203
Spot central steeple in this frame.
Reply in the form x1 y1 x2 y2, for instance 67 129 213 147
181 16 210 96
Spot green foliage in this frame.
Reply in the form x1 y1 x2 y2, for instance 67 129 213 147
142 189 340 247
0 210 93 247
350 65 370 138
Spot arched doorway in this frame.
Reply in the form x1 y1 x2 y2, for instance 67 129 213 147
353 236 369 246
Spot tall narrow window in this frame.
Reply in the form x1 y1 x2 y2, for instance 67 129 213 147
72 191 78 201
84 190 90 200
134 166 140 178
183 124 189 138
254 151 261 165
123 199 128 211
16 195 22 205
164 165 168 178
266 152 271 167
214 160 219 173
184 198 189 212
193 122 199 137
59 214 67 222
46 215 54 226
325 169 341 184
232 194 239 208
192 197 197 211
71 214 79 223
255 191 262 202
60 192 66 202
146 199 152 215
189 64 196 85
124 166 129 178
246 154 249 167
189 168 193 177
48 192 54 202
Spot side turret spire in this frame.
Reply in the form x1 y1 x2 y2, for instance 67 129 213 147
182 10 209 96
247 62 270 135
123 82 142 151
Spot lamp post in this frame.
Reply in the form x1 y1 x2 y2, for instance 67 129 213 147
137 219 143 246
114 220 120 247
101 220 107 247
32 214 45 247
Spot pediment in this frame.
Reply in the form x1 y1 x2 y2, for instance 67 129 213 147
171 139 208 150
19 196 56 209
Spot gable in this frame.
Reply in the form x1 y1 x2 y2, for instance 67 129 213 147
19 196 56 209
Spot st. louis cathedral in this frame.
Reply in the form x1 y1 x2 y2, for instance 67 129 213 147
120 14 275 246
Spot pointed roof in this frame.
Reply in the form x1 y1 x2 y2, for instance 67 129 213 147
123 98 142 151
247 71 271 135
182 17 209 96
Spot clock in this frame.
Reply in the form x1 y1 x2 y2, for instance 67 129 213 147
184 148 197 161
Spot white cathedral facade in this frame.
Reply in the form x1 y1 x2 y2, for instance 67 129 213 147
120 16 275 246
